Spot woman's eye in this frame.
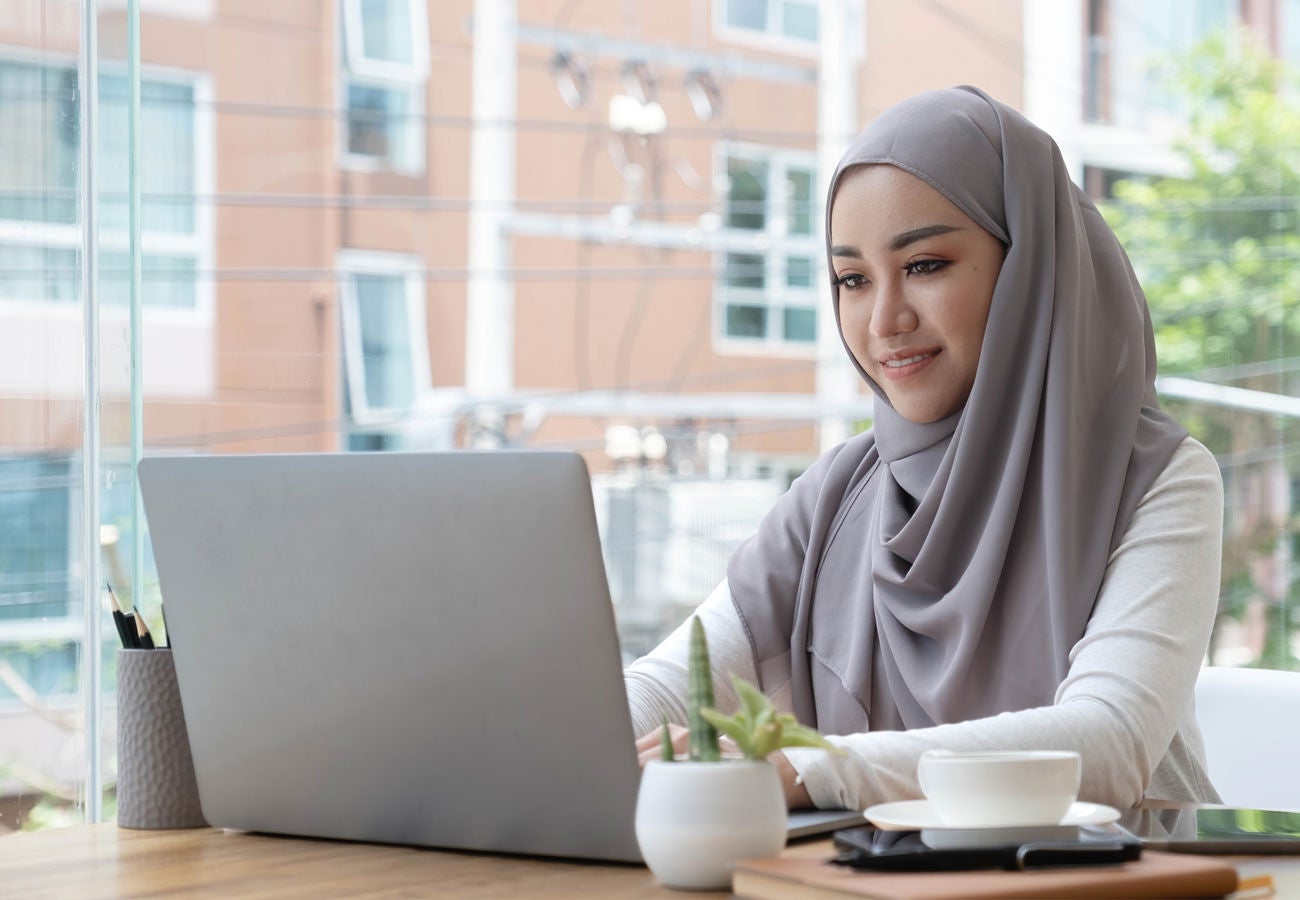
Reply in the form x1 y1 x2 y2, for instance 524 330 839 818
836 273 867 291
904 259 948 276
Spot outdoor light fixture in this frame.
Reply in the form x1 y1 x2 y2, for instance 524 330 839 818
550 50 592 109
609 94 667 136
621 59 657 104
684 69 724 122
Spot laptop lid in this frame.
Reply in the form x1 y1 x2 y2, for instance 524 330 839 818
139 450 643 862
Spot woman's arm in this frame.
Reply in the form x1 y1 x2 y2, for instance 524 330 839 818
784 437 1223 811
624 580 771 739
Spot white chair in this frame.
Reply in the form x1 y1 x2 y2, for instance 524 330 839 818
1194 665 1300 812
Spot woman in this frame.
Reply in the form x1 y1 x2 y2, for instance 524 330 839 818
625 86 1223 813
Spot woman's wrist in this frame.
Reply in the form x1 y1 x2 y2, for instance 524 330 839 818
772 751 813 809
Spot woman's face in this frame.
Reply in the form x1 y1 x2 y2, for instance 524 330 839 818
831 164 1005 424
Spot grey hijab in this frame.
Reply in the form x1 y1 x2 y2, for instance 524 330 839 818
727 86 1187 733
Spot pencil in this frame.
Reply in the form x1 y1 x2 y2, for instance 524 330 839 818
122 611 142 650
106 583 132 650
135 613 155 650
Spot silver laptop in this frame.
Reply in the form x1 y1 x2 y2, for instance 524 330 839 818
138 450 861 862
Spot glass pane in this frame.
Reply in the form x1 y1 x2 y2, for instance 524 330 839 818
787 168 814 235
786 256 813 288
100 77 196 235
782 306 817 342
1108 0 1230 127
359 0 414 66
0 1 91 834
725 0 769 32
0 458 75 621
782 0 820 42
1286 0 1300 66
347 81 414 168
725 253 764 289
354 274 416 411
726 157 767 230
725 303 768 338
0 244 78 303
0 60 78 225
100 252 197 309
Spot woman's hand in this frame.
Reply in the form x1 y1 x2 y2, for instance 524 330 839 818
635 727 813 810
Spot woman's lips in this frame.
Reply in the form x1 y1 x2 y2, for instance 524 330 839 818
877 349 940 381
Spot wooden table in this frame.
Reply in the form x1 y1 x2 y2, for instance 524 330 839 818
0 824 720 898
2 822 1297 899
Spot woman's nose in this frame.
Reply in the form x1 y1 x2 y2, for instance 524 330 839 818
868 281 919 338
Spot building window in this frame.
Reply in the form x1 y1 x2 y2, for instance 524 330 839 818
718 0 819 48
0 57 201 309
0 457 75 624
715 148 817 349
340 0 429 173
338 253 431 446
1086 0 1236 129
1285 0 1300 69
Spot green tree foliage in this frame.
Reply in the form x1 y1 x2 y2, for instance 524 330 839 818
1105 32 1300 380
1103 32 1300 669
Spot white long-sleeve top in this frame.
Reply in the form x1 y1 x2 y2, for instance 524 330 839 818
625 437 1223 812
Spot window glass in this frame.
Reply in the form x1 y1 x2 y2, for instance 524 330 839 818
725 0 768 32
725 303 768 338
354 273 417 412
786 168 813 235
726 158 767 231
0 457 74 623
0 61 78 225
99 252 197 309
786 256 813 288
0 244 77 303
359 0 415 66
782 306 817 343
723 0 818 43
100 77 195 235
725 252 764 290
1285 0 1300 67
0 58 199 310
1105 0 1232 128
341 0 427 172
782 1 820 42
719 150 816 345
347 82 415 167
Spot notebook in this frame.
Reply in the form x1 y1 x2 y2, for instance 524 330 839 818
732 840 1242 899
138 450 861 863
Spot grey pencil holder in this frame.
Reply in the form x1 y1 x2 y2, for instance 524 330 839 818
116 648 208 829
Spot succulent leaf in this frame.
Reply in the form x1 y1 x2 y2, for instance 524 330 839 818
687 618 721 761
732 673 769 723
700 708 756 758
660 720 675 762
779 723 844 753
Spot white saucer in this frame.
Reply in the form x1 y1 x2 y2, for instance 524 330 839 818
863 799 1121 832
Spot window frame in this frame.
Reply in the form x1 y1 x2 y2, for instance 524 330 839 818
1088 0 1237 132
712 141 820 357
338 0 429 175
0 48 213 323
336 250 432 425
713 0 821 57
340 0 430 83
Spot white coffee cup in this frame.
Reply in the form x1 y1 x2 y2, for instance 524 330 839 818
917 749 1081 828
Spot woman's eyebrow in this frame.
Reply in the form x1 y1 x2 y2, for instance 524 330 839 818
890 224 962 251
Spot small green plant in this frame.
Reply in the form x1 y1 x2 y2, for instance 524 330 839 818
660 616 839 762
687 617 721 761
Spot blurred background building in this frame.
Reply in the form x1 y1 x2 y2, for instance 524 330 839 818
1 0 1298 831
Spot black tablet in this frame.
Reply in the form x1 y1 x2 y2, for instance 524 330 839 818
1120 806 1300 854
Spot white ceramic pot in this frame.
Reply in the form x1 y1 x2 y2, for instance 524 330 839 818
635 759 787 891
